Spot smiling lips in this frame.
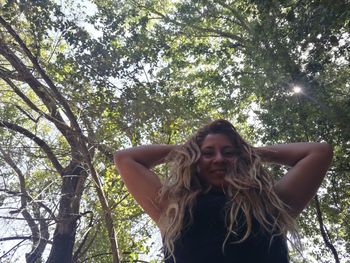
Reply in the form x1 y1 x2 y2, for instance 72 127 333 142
210 168 227 175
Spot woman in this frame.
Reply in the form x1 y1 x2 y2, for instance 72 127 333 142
114 119 333 263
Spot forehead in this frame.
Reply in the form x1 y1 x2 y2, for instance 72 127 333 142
201 133 234 148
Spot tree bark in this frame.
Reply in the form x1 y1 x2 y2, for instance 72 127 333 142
46 166 87 263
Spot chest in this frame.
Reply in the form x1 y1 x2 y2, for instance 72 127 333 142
165 193 289 263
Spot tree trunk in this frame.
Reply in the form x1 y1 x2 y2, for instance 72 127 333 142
47 166 86 263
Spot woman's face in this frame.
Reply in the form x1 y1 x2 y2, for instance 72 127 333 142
197 133 238 187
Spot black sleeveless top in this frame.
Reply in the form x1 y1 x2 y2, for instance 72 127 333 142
164 190 289 263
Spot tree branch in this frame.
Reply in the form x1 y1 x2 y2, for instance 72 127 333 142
0 215 53 221
0 187 57 220
0 66 26 81
0 121 64 175
215 0 252 32
0 239 27 261
1 76 75 135
75 222 101 261
26 202 49 263
0 147 42 252
0 236 32 242
72 211 94 262
133 2 244 43
0 15 82 134
0 31 81 153
79 142 120 263
314 195 340 263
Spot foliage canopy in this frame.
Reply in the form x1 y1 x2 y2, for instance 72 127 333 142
0 0 349 262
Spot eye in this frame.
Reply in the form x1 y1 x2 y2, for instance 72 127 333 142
222 149 238 157
201 150 214 157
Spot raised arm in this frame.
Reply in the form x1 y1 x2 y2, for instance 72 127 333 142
114 144 177 223
256 142 333 217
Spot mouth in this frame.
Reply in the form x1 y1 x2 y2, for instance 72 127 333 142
210 169 227 175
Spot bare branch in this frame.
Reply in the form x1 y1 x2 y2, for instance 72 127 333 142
72 211 94 262
0 236 53 244
79 142 120 263
0 215 53 220
0 188 21 195
0 121 64 175
0 34 80 152
0 139 52 263
0 15 82 134
0 66 26 81
2 76 74 134
14 104 38 122
27 202 50 263
75 222 101 262
0 236 32 242
0 239 27 261
314 195 340 263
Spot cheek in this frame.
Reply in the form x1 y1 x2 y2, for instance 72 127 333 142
228 158 236 166
196 164 204 175
197 158 208 170
228 155 239 163
227 158 239 172
196 160 210 179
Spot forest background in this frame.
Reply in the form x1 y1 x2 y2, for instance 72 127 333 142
0 0 349 262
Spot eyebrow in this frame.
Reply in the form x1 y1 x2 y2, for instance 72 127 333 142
201 145 235 150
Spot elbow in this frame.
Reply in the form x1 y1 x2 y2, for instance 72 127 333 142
320 142 333 164
113 150 121 161
113 150 140 168
113 150 127 166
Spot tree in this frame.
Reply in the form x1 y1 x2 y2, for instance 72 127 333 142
122 0 349 261
1 0 349 262
1 1 123 262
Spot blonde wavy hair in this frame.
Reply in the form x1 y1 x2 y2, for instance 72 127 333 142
158 119 297 260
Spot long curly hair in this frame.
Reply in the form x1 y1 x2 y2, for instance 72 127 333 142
158 119 297 260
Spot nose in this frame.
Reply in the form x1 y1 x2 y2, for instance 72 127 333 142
213 152 225 163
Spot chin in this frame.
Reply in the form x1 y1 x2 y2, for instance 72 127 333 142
211 180 230 189
208 180 226 188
